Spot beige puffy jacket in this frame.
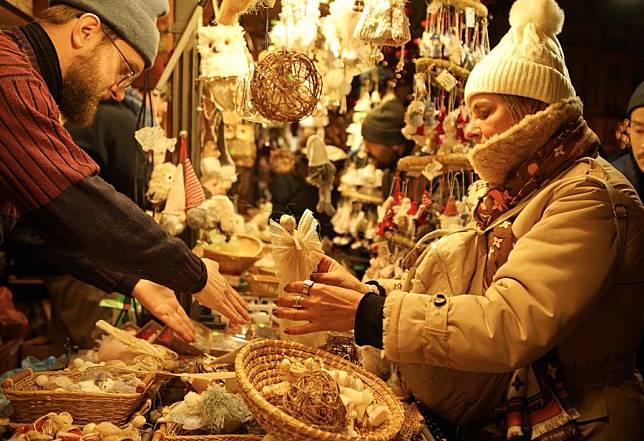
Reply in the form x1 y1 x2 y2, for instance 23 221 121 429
383 157 644 439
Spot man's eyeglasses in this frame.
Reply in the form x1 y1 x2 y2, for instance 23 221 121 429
102 29 137 89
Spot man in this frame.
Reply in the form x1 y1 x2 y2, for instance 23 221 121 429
361 96 409 170
0 0 249 342
612 81 644 201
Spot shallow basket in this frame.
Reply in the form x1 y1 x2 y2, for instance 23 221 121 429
235 339 405 441
156 422 263 441
203 235 264 275
2 369 155 426
244 272 279 298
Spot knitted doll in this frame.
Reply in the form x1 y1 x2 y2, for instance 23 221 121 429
305 135 337 216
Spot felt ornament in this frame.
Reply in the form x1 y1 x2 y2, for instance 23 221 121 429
197 25 251 79
269 0 320 53
174 134 207 230
135 125 176 167
216 0 276 25
306 135 337 216
331 200 352 235
160 163 187 236
245 201 274 242
198 24 252 114
146 162 177 204
402 100 425 143
439 195 462 230
321 0 373 77
201 156 237 195
353 0 411 47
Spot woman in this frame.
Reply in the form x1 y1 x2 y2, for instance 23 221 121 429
275 0 644 439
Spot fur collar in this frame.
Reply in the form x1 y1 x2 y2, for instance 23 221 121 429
468 97 584 185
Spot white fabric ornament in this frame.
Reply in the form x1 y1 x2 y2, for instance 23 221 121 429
160 164 187 236
135 126 176 167
353 0 411 47
270 210 323 286
270 210 326 346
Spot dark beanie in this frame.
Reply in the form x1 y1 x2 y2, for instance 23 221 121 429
362 98 406 146
50 0 168 68
627 81 644 117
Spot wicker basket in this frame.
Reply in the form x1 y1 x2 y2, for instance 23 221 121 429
235 339 405 441
2 369 155 426
203 236 264 275
156 422 263 441
244 272 279 298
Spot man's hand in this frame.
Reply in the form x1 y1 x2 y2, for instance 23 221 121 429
131 279 196 342
311 255 370 294
192 259 250 324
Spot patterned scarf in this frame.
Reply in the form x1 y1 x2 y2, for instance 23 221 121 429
473 117 600 441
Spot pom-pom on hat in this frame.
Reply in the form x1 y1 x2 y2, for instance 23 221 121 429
465 0 575 105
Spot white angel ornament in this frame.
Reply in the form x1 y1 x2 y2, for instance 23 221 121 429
270 209 327 346
270 209 323 286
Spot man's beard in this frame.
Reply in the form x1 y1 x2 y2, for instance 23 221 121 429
59 53 105 128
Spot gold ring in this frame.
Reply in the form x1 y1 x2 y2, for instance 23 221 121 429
293 295 303 309
303 279 314 296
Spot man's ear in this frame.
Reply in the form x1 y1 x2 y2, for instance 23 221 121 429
70 13 102 49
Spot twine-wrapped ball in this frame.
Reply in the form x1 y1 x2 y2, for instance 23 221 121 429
251 50 322 123
283 371 347 433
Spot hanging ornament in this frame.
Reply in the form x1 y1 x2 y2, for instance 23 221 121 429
305 135 337 216
135 126 176 167
160 163 187 236
251 50 322 122
353 0 411 47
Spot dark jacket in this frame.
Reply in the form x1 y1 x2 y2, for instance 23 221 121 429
611 151 644 202
0 27 205 294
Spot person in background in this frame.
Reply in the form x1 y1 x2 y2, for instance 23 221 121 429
359 95 412 197
275 0 644 438
0 0 249 343
612 81 644 200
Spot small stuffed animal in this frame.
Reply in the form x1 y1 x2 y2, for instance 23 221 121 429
306 135 337 216
197 25 251 78
146 162 177 204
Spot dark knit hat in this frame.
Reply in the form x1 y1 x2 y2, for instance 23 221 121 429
50 0 168 68
362 98 406 146
627 81 644 117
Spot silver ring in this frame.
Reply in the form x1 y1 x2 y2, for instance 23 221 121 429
293 295 303 309
303 279 314 296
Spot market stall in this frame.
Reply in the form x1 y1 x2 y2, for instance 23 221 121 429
2 0 643 440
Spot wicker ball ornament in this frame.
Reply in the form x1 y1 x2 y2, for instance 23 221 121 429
251 50 322 123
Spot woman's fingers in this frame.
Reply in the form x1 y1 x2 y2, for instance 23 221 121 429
284 322 322 335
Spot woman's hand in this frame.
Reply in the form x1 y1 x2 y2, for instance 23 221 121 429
131 279 196 342
311 255 370 294
193 259 250 324
274 281 364 335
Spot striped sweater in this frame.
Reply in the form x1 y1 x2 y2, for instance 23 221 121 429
0 30 207 295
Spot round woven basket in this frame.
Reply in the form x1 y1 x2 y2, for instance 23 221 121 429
235 339 404 441
203 235 264 275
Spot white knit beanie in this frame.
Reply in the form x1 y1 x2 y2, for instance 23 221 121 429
464 0 575 105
